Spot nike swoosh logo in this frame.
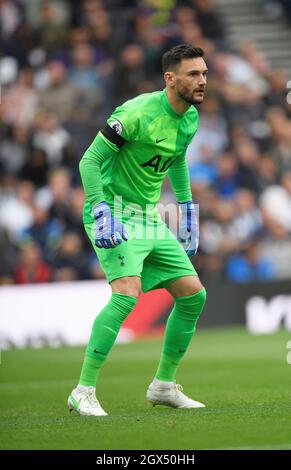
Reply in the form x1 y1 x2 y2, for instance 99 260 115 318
93 349 106 356
156 137 167 143
70 395 80 410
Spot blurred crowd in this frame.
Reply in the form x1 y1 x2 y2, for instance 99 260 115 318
261 0 291 22
0 0 291 285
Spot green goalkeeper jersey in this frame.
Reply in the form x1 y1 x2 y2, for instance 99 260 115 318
80 89 199 222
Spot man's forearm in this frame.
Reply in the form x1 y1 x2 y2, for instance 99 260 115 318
79 132 118 207
168 154 192 203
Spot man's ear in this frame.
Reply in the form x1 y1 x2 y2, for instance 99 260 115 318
164 71 175 87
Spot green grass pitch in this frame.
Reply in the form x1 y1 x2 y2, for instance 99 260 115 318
1 327 291 450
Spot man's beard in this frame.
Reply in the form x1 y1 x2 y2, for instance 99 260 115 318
178 86 204 105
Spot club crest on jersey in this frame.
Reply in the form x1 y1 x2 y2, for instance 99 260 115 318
110 120 123 135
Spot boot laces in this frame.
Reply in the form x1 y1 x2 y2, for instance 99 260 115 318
83 387 99 407
174 383 183 393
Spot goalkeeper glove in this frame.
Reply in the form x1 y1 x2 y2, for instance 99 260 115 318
93 201 128 249
178 201 199 257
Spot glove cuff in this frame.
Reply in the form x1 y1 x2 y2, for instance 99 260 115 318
179 201 195 213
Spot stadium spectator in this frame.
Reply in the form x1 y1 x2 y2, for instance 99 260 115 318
0 228 19 285
1 68 38 126
0 124 31 175
38 61 82 123
113 44 147 104
0 178 34 240
52 231 91 281
32 112 72 167
20 148 50 188
14 241 51 284
215 152 239 198
21 205 63 263
259 219 291 280
226 240 276 283
190 0 225 42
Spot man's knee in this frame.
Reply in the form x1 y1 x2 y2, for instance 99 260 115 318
110 276 142 298
175 287 207 320
167 275 204 298
195 287 207 313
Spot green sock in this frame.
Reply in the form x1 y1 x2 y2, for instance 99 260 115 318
79 355 103 387
155 288 207 382
79 292 137 387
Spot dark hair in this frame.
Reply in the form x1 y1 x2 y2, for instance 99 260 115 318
162 44 204 73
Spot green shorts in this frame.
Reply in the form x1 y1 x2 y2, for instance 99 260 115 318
84 217 197 293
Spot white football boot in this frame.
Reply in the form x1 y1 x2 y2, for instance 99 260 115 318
67 386 107 416
146 381 205 409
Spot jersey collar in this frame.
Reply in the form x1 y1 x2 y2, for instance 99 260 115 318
161 89 184 119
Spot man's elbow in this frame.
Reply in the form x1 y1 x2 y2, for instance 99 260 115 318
79 151 89 177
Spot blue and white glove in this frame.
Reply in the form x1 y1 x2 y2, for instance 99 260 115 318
93 201 128 249
178 201 199 257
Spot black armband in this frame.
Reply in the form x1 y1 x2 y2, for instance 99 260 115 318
100 123 127 148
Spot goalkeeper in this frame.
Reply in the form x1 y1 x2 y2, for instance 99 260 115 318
68 44 208 416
